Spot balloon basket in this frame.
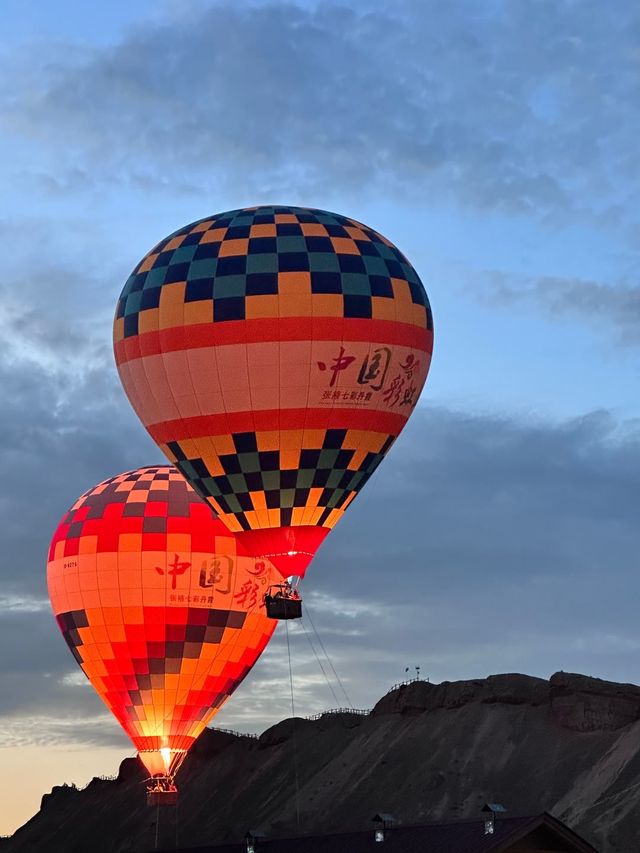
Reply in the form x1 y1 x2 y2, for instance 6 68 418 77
147 779 178 807
264 585 302 620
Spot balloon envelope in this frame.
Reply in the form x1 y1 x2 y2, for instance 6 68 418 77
47 466 277 779
114 206 433 576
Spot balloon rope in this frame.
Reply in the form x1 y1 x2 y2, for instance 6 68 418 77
285 620 301 832
300 618 341 707
155 801 160 850
304 604 353 709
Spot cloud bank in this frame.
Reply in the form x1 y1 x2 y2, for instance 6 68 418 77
3 0 639 224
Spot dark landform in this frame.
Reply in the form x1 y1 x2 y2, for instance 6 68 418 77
4 671 640 853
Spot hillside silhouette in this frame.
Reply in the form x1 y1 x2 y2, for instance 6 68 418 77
5 671 640 853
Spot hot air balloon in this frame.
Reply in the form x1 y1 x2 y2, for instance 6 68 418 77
113 206 434 583
47 466 278 802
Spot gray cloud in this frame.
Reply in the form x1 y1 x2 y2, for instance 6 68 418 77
0 0 638 763
290 408 640 700
0 324 158 597
478 270 640 345
325 407 639 582
1 391 638 744
0 606 130 749
0 224 160 596
2 1 640 222
0 215 637 736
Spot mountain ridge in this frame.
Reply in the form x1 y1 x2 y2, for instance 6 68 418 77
5 670 640 853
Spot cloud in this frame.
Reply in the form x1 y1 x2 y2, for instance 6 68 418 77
0 0 638 767
1 398 638 745
325 406 639 583
273 406 640 704
0 606 130 748
478 270 640 345
0 317 158 597
0 711 130 750
0 215 161 597
0 0 637 740
2 1 639 223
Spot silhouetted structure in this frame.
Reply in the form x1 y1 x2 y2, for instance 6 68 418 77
154 813 598 852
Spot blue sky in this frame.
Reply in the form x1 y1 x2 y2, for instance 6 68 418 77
0 0 639 835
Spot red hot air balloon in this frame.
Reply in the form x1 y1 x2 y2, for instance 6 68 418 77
113 207 434 579
47 466 278 799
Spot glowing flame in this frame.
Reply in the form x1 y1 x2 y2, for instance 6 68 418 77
160 747 172 772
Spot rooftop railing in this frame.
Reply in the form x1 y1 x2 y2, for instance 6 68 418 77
305 707 371 720
211 726 259 739
386 676 430 693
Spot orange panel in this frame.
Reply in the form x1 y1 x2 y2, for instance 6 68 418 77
138 253 159 273
190 220 214 233
184 301 213 326
158 283 187 330
249 223 277 237
219 238 250 257
200 227 228 243
164 236 186 251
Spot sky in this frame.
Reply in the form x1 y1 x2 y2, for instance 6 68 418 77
0 0 639 837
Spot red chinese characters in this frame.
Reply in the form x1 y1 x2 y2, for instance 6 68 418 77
155 554 191 590
317 346 357 387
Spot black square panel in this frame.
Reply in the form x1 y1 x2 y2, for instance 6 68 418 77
278 252 310 272
248 237 277 254
310 271 342 293
164 263 191 283
214 297 245 321
185 278 214 302
246 272 279 295
216 256 247 276
344 294 372 318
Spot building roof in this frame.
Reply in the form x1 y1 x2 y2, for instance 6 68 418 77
158 812 598 853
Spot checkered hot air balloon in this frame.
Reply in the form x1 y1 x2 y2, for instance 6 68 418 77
47 466 277 797
113 207 434 578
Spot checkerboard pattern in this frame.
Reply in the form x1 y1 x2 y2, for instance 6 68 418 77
113 207 434 564
167 428 394 532
49 466 213 557
115 206 432 334
47 467 276 777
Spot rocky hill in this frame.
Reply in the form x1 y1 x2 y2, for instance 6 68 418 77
5 671 640 853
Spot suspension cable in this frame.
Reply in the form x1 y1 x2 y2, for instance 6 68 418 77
304 604 353 709
300 618 342 708
175 792 179 849
285 620 301 831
